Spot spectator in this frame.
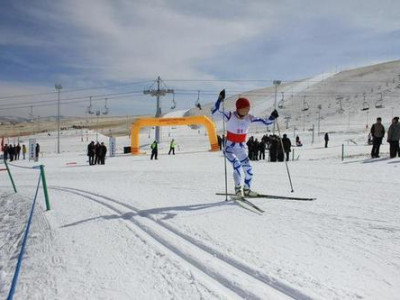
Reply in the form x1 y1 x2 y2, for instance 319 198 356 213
95 142 101 164
87 141 95 165
269 135 279 162
282 134 292 161
35 143 40 162
151 140 158 160
370 117 385 158
387 117 400 158
258 140 266 160
217 135 222 150
4 144 8 161
16 144 21 160
99 142 107 165
296 136 303 147
22 144 26 160
324 133 329 148
168 139 177 155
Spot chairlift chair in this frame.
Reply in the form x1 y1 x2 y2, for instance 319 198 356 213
361 94 369 111
278 92 285 109
195 90 202 110
170 93 176 109
87 96 94 114
375 93 383 109
102 98 109 115
361 102 370 111
301 96 309 112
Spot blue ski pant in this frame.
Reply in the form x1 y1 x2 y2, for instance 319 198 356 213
224 141 253 188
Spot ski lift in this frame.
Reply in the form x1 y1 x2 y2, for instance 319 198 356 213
375 93 383 109
102 98 109 115
278 92 285 109
195 90 202 110
301 96 309 112
336 97 345 113
87 96 94 115
361 94 369 111
28 106 34 119
170 93 176 110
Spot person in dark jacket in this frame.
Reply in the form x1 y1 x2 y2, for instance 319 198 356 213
93 142 100 164
370 117 385 158
16 144 21 160
8 145 14 161
99 142 107 165
87 141 95 165
258 140 266 160
3 144 8 161
295 136 303 147
277 138 284 162
387 117 400 158
150 140 158 160
269 135 278 162
217 135 222 150
324 133 329 148
253 138 259 161
246 136 254 160
35 143 40 162
282 134 292 161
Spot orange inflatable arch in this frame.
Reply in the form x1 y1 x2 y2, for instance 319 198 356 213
130 116 219 155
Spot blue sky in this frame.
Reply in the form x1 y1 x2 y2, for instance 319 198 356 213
1 0 399 118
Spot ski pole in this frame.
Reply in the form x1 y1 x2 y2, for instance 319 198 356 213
276 119 294 193
221 92 228 201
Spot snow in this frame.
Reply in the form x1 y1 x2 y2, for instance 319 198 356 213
1 68 400 299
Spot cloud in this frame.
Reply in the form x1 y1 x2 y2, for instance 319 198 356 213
0 0 400 118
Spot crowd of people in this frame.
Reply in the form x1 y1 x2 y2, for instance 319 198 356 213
370 116 400 158
245 134 293 162
87 141 107 165
2 143 40 161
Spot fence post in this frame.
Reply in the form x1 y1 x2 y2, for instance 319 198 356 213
4 158 17 193
292 148 295 161
341 144 344 161
39 165 51 210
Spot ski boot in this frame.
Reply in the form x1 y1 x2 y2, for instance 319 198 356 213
234 186 243 197
243 187 259 197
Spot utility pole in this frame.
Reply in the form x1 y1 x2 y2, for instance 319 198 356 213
143 76 174 142
273 80 281 134
317 104 322 135
55 84 62 154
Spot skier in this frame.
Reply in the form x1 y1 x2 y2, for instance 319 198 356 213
212 90 279 197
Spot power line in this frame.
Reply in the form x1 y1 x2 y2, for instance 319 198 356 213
0 80 154 101
1 76 399 101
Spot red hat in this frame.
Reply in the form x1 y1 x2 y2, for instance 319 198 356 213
236 97 250 110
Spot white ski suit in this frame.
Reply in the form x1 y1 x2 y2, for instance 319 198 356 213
212 99 275 188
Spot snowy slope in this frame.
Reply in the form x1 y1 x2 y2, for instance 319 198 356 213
1 61 400 300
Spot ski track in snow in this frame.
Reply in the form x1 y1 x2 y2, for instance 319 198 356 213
49 185 313 300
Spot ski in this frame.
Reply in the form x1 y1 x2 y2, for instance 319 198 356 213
230 196 264 213
217 192 316 201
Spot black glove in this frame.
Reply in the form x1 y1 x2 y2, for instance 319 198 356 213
270 109 279 119
218 89 225 101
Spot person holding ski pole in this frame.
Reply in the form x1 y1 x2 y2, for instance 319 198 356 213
212 90 279 197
